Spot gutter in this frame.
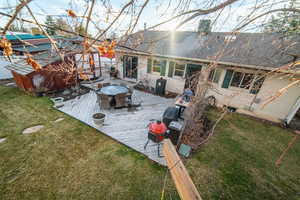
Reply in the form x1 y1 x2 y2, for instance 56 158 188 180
115 49 291 72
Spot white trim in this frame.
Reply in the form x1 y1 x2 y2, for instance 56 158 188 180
173 63 186 78
285 97 300 124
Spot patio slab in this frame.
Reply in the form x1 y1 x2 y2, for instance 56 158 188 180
56 89 175 166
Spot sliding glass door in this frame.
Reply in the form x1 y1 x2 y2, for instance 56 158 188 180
123 55 138 79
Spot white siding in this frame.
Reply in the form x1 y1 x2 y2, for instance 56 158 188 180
206 68 300 122
116 53 300 122
116 53 185 93
253 76 300 120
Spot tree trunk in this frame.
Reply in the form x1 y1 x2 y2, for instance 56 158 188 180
181 67 212 150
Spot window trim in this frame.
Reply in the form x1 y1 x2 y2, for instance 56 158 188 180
230 71 245 88
151 59 162 75
209 68 222 84
229 71 255 90
173 62 186 78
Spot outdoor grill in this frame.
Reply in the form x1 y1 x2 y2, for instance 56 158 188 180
144 120 167 157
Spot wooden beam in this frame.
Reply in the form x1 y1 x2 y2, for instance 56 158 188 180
163 139 202 200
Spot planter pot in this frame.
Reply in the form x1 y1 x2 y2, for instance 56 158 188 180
51 97 64 108
92 113 106 126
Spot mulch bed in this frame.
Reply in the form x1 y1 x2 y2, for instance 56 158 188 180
45 86 90 101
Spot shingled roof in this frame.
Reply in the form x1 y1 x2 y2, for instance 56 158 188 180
119 31 300 69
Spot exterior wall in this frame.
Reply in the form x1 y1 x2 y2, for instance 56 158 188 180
206 67 300 122
205 66 257 109
116 52 189 94
12 71 34 92
253 76 300 121
116 52 300 123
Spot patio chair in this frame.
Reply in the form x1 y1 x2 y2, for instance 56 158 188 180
115 93 127 108
99 93 111 110
125 85 134 100
96 83 103 89
119 82 127 87
109 67 118 79
102 82 110 87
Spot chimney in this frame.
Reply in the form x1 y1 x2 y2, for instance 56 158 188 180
198 19 211 35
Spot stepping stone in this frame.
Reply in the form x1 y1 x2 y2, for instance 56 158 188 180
0 138 6 143
22 125 44 135
54 118 64 123
62 89 71 95
5 82 16 87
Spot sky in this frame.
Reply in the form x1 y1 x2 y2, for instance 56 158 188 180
0 0 291 37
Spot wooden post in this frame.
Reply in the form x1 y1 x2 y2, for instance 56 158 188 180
163 139 202 200
98 52 102 77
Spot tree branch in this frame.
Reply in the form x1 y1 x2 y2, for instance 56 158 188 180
24 3 63 60
148 0 239 30
235 8 300 31
1 0 33 35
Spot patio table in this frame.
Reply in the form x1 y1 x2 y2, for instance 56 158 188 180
99 85 129 96
175 96 191 119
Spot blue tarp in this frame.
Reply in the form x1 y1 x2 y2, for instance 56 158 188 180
13 43 51 53
0 34 46 41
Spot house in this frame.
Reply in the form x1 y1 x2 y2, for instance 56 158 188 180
115 29 300 125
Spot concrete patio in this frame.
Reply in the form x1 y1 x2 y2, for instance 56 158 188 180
56 78 175 165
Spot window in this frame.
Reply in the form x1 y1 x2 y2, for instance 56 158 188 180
225 35 237 42
230 71 243 87
152 60 161 73
230 71 254 89
147 58 167 76
240 73 254 89
250 75 265 94
174 63 185 77
168 61 186 78
208 68 222 83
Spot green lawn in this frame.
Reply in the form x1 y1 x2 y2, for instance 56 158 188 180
0 85 299 200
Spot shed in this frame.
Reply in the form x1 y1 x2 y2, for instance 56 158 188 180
5 50 77 93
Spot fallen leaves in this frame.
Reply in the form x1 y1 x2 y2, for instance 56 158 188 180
78 67 89 80
66 9 77 18
96 40 116 58
26 54 42 71
0 38 13 57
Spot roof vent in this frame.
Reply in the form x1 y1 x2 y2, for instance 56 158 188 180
224 35 236 42
198 19 211 35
